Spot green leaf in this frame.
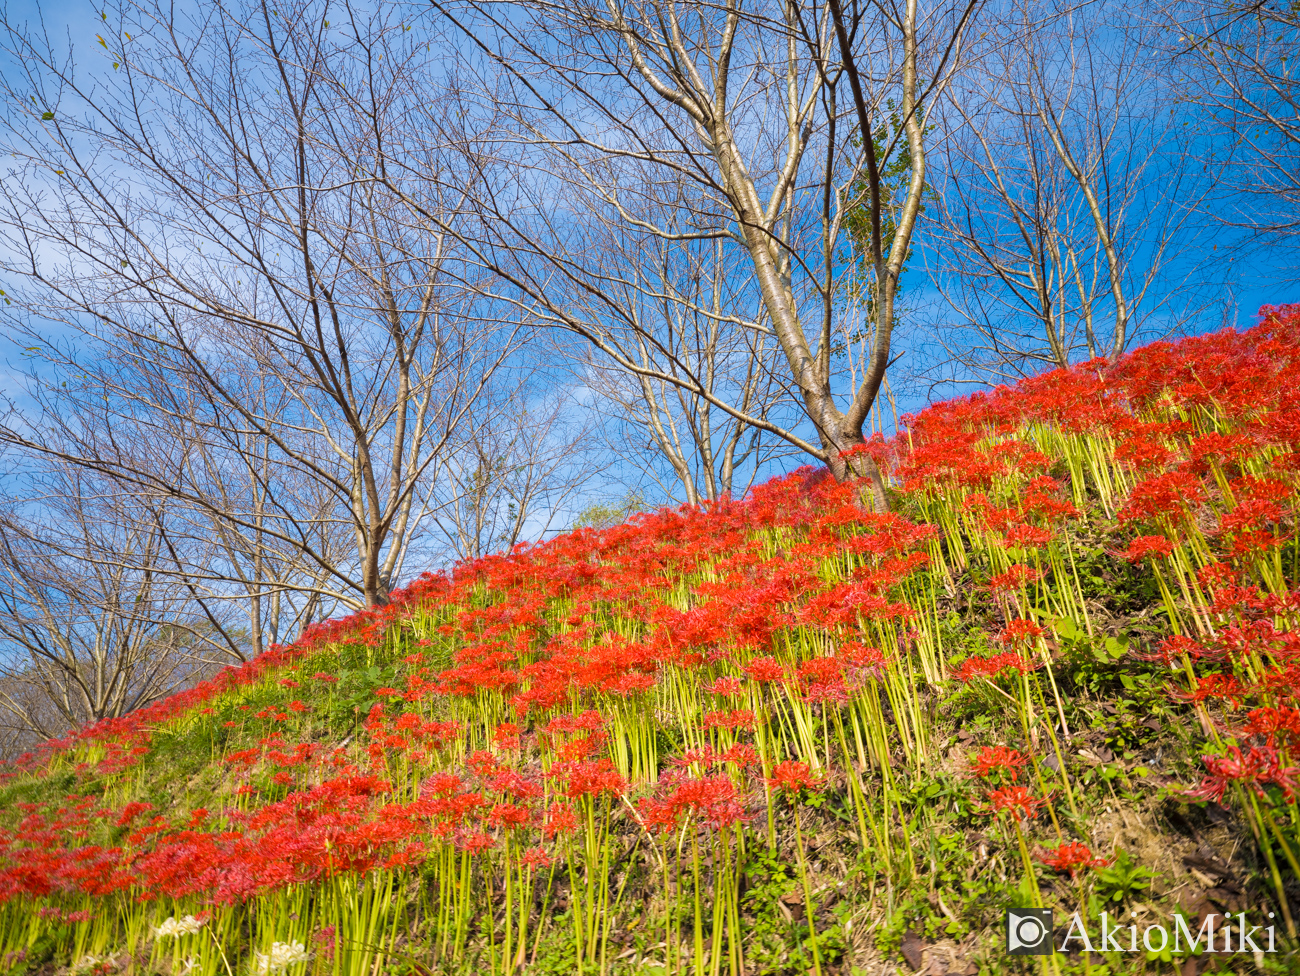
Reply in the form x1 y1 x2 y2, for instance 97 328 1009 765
1052 616 1082 641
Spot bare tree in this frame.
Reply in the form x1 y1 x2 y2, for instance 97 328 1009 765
429 378 602 561
388 0 982 509
0 0 518 609
924 0 1217 380
0 467 223 742
1166 0 1300 270
577 228 798 506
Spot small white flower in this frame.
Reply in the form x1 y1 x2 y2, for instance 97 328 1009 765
74 954 116 973
179 958 201 975
252 941 309 975
153 914 206 939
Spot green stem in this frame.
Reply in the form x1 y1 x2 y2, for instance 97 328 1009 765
791 804 823 976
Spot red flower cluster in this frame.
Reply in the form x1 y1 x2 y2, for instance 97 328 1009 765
970 746 1029 781
954 652 1042 683
1188 745 1300 803
1039 842 1110 879
987 786 1045 820
3 303 1300 940
766 760 824 798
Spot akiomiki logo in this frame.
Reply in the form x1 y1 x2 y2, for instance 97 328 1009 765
1006 909 1053 955
1044 910 1278 956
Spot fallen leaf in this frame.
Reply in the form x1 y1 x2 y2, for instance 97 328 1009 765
900 929 925 972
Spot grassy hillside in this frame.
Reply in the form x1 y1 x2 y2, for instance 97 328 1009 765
5 307 1300 976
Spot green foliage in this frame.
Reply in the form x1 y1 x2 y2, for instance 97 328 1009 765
739 847 802 972
838 103 921 311
528 919 580 975
572 490 648 530
1093 851 1157 905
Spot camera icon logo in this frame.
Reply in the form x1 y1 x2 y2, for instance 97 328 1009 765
1006 909 1053 955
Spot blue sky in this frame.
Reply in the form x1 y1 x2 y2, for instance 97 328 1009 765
2 0 1297 482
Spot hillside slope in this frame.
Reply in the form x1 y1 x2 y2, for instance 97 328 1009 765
5 308 1300 975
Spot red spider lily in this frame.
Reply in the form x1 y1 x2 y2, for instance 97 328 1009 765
544 710 605 735
797 657 841 684
744 657 786 683
802 680 849 705
1133 633 1212 667
1220 496 1285 535
313 926 337 960
954 652 1042 683
835 640 888 673
486 803 531 831
970 746 1030 781
543 803 578 839
465 751 501 777
1021 477 1079 521
986 564 1042 593
456 830 495 855
1115 535 1175 563
392 713 422 733
1188 745 1300 803
548 759 626 800
603 672 656 696
9 307 1300 926
114 802 153 827
521 846 554 869
1003 524 1053 549
766 760 824 798
419 773 463 799
987 786 1044 820
1241 706 1300 748
634 797 681 835
489 771 543 801
798 584 916 628
1118 471 1204 525
669 746 719 769
837 435 891 469
997 619 1045 649
703 709 756 731
1115 435 1175 472
1171 673 1246 707
720 743 759 767
555 733 607 761
707 676 743 697
1226 529 1287 557
1039 842 1110 879
658 775 747 828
